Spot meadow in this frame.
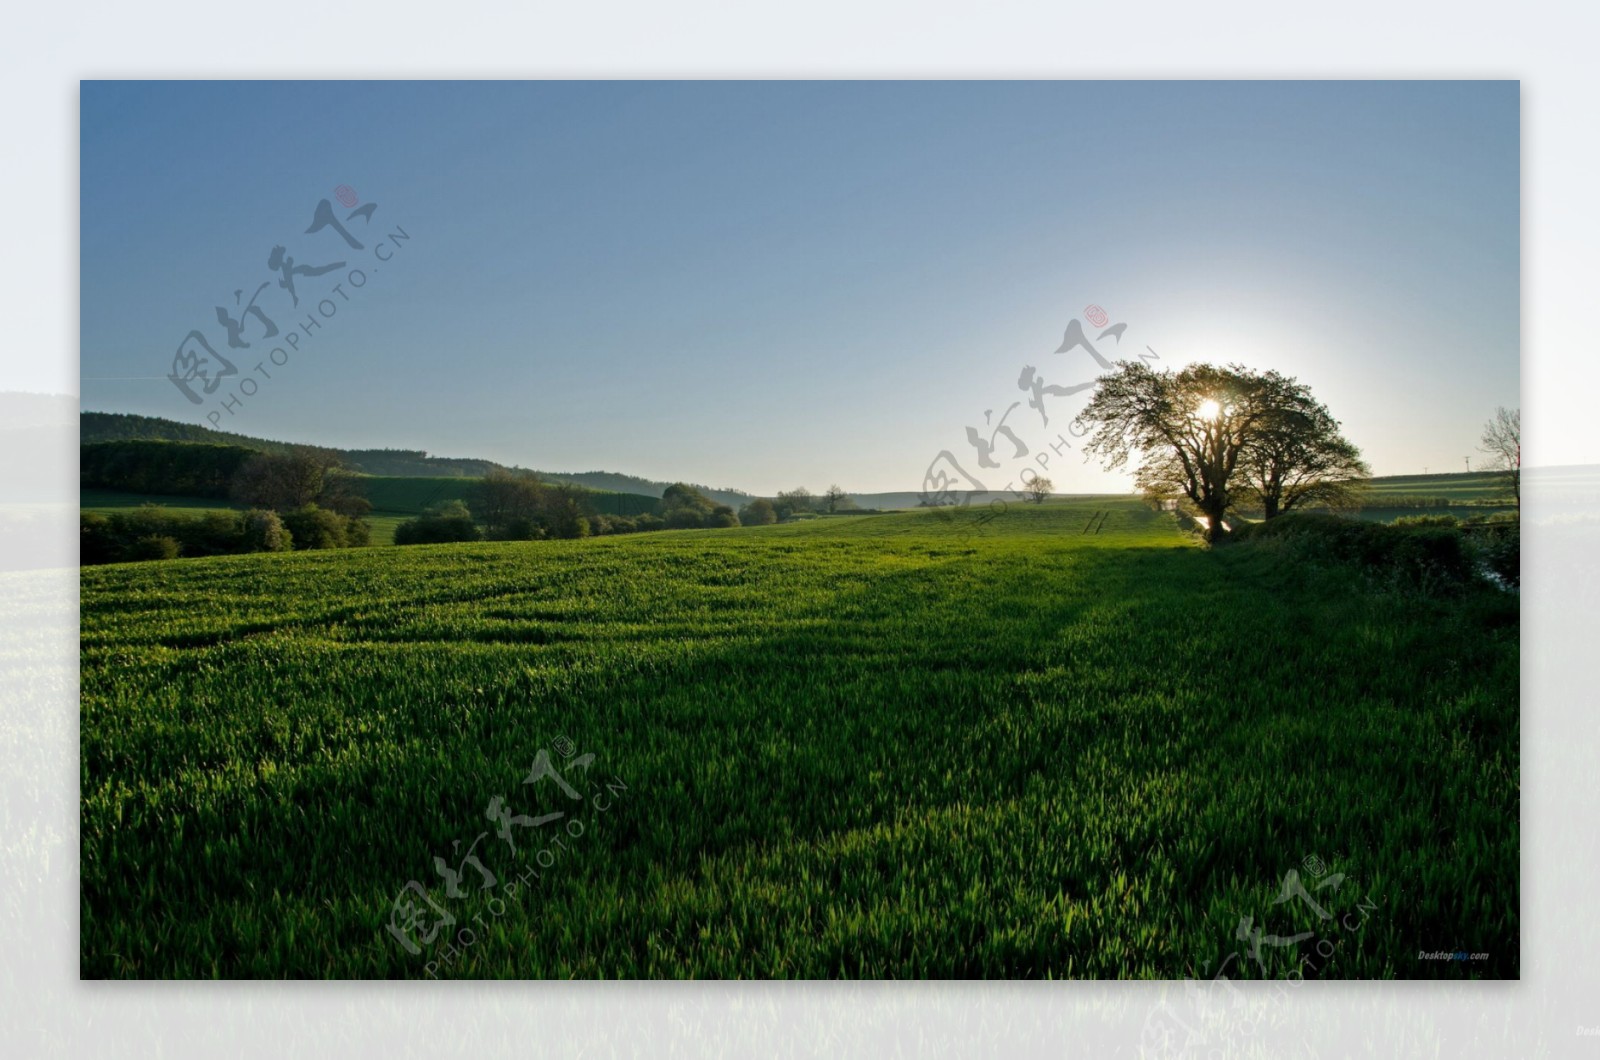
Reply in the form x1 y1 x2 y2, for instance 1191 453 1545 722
79 498 1518 978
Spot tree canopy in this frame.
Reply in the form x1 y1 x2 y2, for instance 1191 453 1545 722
1079 361 1366 542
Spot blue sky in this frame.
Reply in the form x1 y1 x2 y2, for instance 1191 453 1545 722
80 81 1519 494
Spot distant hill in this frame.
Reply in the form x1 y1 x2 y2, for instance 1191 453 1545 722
80 411 754 506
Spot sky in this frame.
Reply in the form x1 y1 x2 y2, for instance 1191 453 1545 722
79 80 1519 495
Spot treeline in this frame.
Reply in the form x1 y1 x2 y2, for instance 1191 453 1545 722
390 473 855 546
79 412 284 450
81 448 373 565
395 473 722 543
82 441 260 499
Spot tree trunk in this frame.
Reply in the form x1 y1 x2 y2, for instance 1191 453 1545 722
1263 495 1280 520
1202 501 1228 543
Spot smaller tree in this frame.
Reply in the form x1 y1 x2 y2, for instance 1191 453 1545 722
471 468 545 534
231 447 339 511
1478 406 1520 507
739 498 778 526
823 485 849 514
659 483 715 531
317 470 374 519
281 504 349 550
660 482 713 514
708 504 740 528
1024 476 1053 504
774 487 813 519
537 481 595 539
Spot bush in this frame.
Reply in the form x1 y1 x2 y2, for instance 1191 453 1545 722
343 517 372 548
394 501 482 545
1233 512 1473 593
241 509 293 553
1467 521 1519 588
129 534 180 561
281 505 349 550
492 516 543 542
634 513 664 532
707 505 740 528
181 510 248 556
659 482 716 529
80 512 116 565
739 499 778 526
82 506 241 563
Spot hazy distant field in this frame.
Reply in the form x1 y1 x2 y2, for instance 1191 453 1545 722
79 498 1518 978
1361 472 1508 501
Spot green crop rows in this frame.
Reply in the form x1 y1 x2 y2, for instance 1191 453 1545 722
80 498 1518 978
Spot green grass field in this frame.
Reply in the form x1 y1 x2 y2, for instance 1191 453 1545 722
79 498 1518 979
80 489 242 515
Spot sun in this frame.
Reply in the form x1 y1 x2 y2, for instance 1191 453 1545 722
1196 398 1222 422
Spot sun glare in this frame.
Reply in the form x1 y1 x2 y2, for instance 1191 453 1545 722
1196 398 1222 422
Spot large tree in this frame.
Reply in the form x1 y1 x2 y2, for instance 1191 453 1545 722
1478 406 1520 507
1079 362 1360 542
1237 386 1369 519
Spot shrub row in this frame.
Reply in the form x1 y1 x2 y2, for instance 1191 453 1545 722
1230 512 1477 592
81 504 369 564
